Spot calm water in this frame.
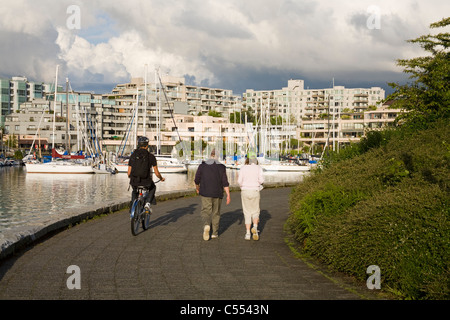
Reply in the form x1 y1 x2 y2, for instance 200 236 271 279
0 166 307 239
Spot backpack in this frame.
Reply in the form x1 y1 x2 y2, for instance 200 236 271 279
131 148 150 179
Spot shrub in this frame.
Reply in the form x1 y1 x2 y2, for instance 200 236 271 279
287 120 450 299
306 180 449 299
290 183 366 242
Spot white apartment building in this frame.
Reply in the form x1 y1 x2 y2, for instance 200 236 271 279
3 75 402 157
4 75 245 156
4 92 115 154
102 75 243 154
244 79 385 123
298 102 402 154
109 75 242 117
243 79 389 153
0 76 54 126
161 114 247 159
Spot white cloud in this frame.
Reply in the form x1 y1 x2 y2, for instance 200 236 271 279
56 27 128 82
55 26 215 88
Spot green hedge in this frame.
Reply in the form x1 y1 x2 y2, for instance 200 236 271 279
287 120 449 299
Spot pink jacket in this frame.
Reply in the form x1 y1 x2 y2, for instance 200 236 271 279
238 164 264 190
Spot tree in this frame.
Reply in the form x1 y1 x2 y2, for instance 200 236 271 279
229 111 241 123
245 107 256 124
208 110 222 117
230 109 257 124
7 134 18 149
386 17 449 128
14 150 23 160
270 115 283 125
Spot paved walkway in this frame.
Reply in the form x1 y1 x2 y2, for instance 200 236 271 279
0 187 364 300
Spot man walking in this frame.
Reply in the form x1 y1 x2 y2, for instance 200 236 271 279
195 149 230 240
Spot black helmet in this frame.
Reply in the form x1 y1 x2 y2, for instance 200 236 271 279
137 136 149 147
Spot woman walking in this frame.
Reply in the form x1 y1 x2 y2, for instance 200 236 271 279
238 153 264 240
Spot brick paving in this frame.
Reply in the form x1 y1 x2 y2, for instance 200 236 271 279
0 187 364 300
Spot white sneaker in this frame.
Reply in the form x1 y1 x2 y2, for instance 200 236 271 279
203 225 210 241
251 227 259 241
245 233 251 240
144 203 152 213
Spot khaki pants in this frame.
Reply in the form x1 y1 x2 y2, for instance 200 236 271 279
201 197 222 236
241 189 260 225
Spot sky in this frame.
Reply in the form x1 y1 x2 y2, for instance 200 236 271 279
0 0 449 96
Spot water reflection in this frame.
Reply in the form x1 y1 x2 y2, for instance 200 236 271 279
0 166 307 237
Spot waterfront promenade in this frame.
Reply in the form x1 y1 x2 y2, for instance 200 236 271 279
0 186 366 300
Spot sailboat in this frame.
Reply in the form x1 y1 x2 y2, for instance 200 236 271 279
25 146 94 174
253 95 310 173
24 67 95 174
153 68 188 173
110 99 136 173
113 67 187 174
112 158 129 173
155 155 188 173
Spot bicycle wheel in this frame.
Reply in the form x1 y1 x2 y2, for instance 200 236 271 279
142 207 151 230
130 200 142 236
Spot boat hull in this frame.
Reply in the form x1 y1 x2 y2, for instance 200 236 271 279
113 161 188 174
157 165 188 173
156 157 188 173
261 164 310 172
114 164 128 173
25 162 95 174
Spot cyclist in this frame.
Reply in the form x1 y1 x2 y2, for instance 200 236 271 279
128 136 165 213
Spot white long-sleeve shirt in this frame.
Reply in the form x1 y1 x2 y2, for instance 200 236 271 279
238 164 264 190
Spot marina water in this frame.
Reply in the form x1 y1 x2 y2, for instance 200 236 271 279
0 166 307 240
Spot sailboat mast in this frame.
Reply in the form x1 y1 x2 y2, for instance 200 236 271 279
66 78 70 152
134 87 139 150
144 64 148 137
155 68 161 155
52 65 59 150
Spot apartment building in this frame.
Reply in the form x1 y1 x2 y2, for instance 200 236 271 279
243 79 385 123
3 75 245 155
243 79 304 122
109 75 242 117
298 102 402 153
3 91 115 154
102 75 243 153
243 79 390 152
184 84 241 115
0 76 53 126
160 114 247 157
3 74 402 157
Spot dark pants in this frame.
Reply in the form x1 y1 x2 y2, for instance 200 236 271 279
131 184 156 206
201 197 222 237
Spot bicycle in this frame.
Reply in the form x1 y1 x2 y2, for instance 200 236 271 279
130 180 160 236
